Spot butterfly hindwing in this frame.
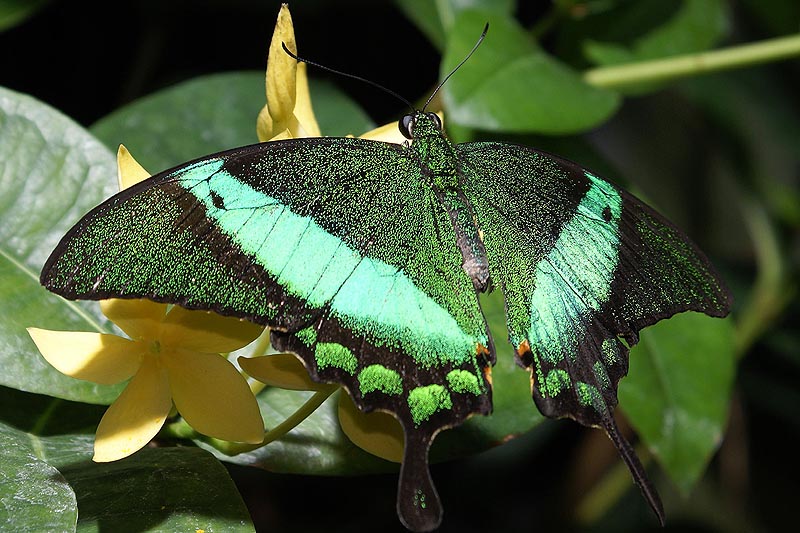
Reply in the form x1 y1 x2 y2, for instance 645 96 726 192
458 141 730 522
41 137 493 532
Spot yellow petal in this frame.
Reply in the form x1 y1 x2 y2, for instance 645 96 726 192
265 4 297 130
93 354 171 462
292 62 321 137
359 121 407 143
116 145 150 190
256 105 276 142
239 353 322 391
165 349 263 443
27 328 141 384
338 392 404 463
100 299 168 341
160 306 263 353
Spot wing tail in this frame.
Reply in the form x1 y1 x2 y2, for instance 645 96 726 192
602 413 666 526
397 429 443 532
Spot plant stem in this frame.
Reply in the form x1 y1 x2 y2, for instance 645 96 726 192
584 34 800 89
735 199 795 357
212 385 339 455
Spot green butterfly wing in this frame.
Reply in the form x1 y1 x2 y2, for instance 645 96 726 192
41 137 493 532
458 141 731 523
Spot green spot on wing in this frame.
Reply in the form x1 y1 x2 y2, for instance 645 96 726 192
542 368 570 398
295 326 317 347
359 364 403 396
446 369 482 396
593 360 611 389
314 342 357 374
576 381 603 411
602 337 619 365
407 385 452 426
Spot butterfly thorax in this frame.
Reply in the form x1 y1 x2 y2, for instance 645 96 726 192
404 112 492 291
402 112 458 190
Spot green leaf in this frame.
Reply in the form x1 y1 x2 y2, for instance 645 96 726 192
0 0 50 31
64 448 254 532
310 79 376 136
0 422 78 532
395 0 447 49
442 10 620 134
583 0 729 93
0 86 121 404
0 386 254 532
620 312 736 494
91 72 374 173
395 0 515 50
91 72 265 173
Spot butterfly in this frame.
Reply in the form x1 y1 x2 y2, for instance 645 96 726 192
40 31 731 533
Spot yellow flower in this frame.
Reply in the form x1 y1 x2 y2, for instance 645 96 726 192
255 4 412 145
256 4 320 142
28 147 265 462
240 4 420 464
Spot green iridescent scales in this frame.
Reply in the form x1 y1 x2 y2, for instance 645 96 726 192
41 112 730 532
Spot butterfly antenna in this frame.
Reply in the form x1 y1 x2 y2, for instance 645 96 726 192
282 42 415 113
422 22 489 111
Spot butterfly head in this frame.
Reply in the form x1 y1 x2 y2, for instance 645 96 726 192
399 111 443 140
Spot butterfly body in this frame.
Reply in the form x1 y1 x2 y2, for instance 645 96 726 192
41 112 730 532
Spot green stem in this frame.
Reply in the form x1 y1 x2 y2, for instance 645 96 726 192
735 199 794 357
584 34 800 89
211 385 339 455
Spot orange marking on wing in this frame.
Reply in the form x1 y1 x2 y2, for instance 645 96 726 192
476 343 493 386
518 339 532 357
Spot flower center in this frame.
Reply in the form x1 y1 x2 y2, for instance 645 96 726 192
149 339 161 354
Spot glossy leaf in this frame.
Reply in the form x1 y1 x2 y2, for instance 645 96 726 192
62 447 254 532
0 422 77 532
0 86 120 404
620 312 736 494
0 386 254 532
442 10 620 133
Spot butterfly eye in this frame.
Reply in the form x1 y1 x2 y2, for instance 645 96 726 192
427 112 442 131
399 114 415 139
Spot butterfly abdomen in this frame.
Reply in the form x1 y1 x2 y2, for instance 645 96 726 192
436 189 491 291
